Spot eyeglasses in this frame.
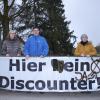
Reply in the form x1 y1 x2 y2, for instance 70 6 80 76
33 29 39 31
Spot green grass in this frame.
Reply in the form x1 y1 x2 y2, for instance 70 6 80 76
97 53 100 56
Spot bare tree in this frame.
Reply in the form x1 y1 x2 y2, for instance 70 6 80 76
0 0 27 40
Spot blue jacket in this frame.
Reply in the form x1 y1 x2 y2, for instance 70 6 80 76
24 35 49 56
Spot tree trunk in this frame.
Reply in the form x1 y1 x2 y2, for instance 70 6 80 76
2 0 9 40
2 18 9 40
0 30 2 55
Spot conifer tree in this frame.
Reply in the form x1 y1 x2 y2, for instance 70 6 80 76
40 0 75 55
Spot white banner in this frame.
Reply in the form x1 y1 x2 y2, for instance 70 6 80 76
0 57 100 92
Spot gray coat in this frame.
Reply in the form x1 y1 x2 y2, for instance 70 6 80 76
1 38 21 56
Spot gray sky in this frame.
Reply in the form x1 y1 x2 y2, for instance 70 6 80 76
16 0 100 46
63 0 100 46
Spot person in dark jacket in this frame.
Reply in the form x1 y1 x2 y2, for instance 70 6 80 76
24 27 49 58
1 31 21 57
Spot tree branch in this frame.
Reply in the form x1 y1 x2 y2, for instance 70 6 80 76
9 0 28 19
9 7 24 20
8 0 15 11
0 11 3 21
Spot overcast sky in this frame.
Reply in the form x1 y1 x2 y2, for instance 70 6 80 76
63 0 100 46
16 0 100 46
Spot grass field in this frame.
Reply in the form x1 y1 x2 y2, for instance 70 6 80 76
97 53 100 56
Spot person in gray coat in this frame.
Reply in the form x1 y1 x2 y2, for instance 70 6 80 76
1 30 22 57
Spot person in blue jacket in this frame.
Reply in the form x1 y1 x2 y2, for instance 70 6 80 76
24 27 49 58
